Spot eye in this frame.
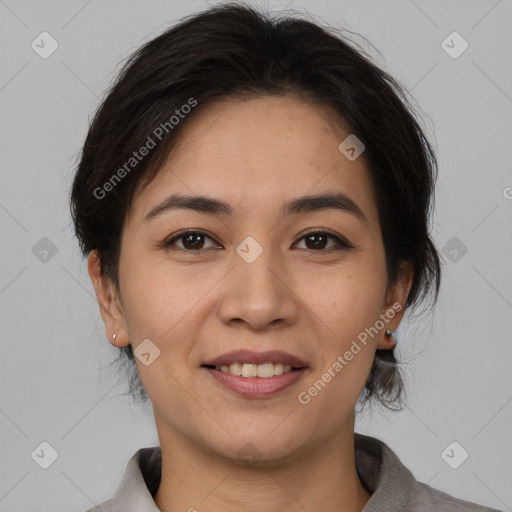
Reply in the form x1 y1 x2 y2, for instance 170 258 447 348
162 229 353 253
293 230 353 252
163 229 220 252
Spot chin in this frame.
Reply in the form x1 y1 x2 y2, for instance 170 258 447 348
205 427 308 467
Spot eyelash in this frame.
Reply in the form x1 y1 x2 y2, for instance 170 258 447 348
162 229 354 254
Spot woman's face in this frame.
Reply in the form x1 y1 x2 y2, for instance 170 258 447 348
90 95 411 463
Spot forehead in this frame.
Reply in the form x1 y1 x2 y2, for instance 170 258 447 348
129 95 379 228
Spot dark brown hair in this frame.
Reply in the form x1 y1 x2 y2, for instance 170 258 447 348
70 2 441 410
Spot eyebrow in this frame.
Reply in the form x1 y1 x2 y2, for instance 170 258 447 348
144 191 368 225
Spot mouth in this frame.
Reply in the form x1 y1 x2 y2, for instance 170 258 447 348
201 362 304 378
201 349 309 398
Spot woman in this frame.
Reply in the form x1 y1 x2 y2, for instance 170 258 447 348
70 3 501 511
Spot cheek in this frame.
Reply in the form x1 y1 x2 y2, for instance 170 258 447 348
298 257 386 394
301 260 387 338
118 246 202 340
298 294 379 418
117 250 213 404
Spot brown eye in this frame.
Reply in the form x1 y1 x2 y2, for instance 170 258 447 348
163 229 353 253
294 231 353 252
164 230 219 251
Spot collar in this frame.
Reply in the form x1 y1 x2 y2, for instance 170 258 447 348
111 433 418 512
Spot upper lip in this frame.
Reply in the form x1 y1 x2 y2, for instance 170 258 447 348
202 349 308 368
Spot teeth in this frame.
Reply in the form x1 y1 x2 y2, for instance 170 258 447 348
217 362 294 378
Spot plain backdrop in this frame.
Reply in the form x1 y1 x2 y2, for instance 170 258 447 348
0 0 511 510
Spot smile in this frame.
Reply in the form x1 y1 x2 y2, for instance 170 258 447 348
208 362 296 378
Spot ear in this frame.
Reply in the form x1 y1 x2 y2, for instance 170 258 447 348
87 250 130 348
377 261 413 350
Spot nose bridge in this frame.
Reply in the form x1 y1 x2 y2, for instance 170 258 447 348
235 233 283 299
219 233 298 328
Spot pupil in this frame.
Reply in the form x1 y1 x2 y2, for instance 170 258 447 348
306 234 326 250
184 234 203 250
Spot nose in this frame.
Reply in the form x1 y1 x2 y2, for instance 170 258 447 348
217 244 299 331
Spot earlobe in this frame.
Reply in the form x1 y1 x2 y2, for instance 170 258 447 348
87 250 131 348
110 331 130 348
378 328 397 350
378 261 414 349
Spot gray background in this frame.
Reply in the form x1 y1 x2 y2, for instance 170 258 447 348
1 0 511 510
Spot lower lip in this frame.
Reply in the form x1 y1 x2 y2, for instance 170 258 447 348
202 367 308 398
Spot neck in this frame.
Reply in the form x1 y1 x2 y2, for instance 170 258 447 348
153 411 371 512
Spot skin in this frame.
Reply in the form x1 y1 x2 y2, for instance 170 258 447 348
88 95 413 512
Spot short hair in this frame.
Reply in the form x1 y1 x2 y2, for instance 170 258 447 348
70 2 441 410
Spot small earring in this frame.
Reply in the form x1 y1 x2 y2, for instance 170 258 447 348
385 329 393 336
112 333 117 341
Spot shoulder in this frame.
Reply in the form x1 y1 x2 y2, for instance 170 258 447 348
409 481 502 511
355 433 502 512
81 446 162 512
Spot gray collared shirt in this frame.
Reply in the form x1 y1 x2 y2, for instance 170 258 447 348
86 433 502 512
